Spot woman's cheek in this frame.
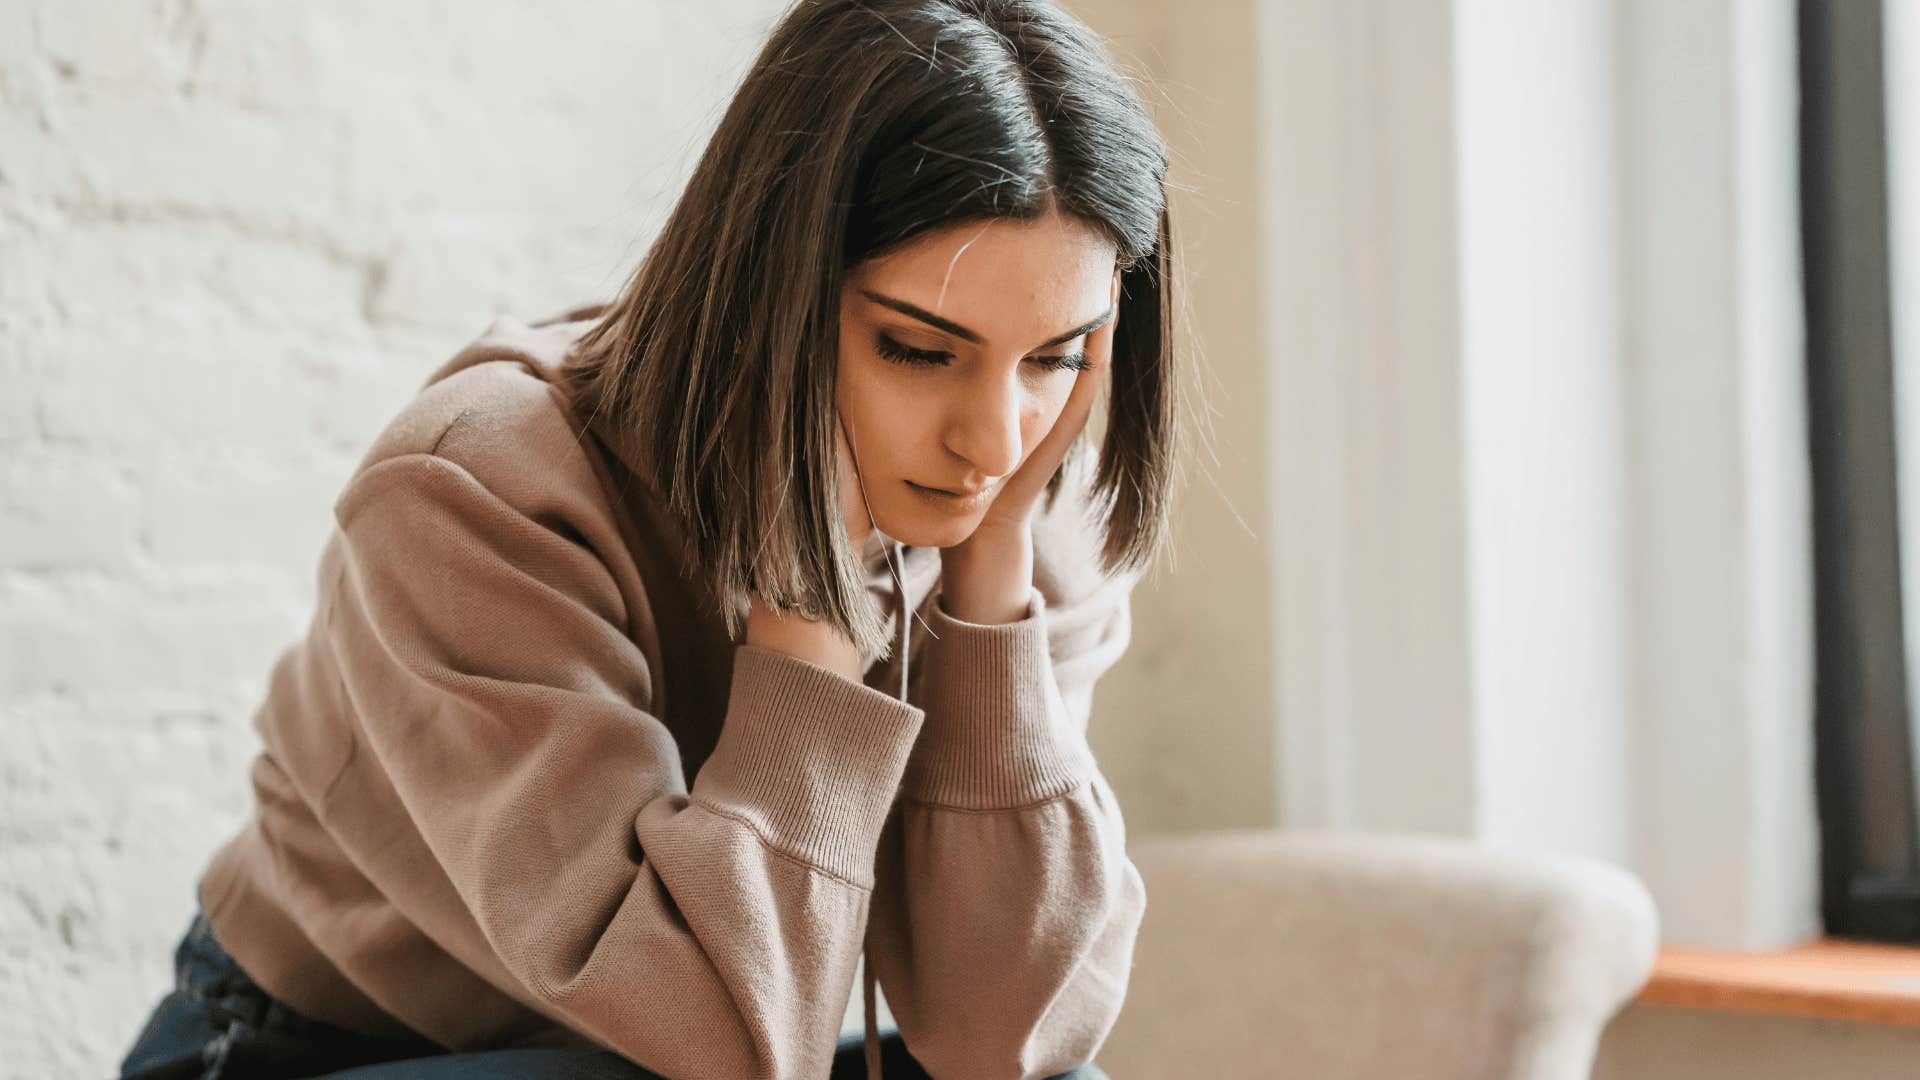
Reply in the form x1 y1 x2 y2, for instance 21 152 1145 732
840 359 910 455
1023 384 1067 443
867 382 931 473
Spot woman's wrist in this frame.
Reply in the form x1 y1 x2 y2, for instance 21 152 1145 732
744 596 866 681
938 525 1034 624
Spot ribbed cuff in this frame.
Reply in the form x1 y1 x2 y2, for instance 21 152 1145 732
901 587 1097 810
693 645 925 887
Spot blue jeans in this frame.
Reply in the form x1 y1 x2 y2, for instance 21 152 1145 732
119 907 1111 1079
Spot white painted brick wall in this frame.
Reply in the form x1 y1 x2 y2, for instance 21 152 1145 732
0 3 819 1074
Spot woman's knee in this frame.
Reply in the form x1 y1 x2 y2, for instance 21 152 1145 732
317 1046 668 1079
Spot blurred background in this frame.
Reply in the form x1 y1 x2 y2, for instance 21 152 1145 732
6 0 1920 1076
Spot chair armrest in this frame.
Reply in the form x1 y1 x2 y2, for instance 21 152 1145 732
1099 828 1659 1080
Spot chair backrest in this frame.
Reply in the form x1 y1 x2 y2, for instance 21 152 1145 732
1095 828 1659 1080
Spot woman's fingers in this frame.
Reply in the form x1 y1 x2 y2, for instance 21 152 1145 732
994 278 1119 511
1042 268 1118 465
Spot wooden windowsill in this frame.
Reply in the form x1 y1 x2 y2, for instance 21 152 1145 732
1637 937 1920 1026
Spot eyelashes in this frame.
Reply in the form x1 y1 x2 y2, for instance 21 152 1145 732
871 332 946 366
874 331 1091 373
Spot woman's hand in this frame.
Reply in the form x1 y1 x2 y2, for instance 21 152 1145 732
971 303 1114 539
940 272 1118 622
742 415 876 680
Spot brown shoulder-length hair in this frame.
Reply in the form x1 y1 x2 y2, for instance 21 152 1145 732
561 0 1182 661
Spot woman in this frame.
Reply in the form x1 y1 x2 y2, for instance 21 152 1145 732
117 0 1181 1077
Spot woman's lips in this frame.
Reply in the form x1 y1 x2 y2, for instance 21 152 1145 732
905 479 989 510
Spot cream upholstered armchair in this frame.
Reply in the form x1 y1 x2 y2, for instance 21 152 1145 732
1096 829 1660 1079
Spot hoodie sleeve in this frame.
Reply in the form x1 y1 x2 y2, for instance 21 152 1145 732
327 447 924 1080
863 481 1148 1079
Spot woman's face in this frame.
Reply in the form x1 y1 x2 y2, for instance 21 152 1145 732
836 208 1120 550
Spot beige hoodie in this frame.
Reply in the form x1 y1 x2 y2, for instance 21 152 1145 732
193 302 1146 1079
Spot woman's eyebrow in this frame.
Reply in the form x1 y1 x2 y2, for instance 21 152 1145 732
858 288 1116 350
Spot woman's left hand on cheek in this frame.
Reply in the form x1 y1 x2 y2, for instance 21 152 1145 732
960 281 1118 546
937 275 1116 623
936 272 1121 630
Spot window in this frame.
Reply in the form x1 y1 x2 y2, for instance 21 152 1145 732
1801 0 1920 944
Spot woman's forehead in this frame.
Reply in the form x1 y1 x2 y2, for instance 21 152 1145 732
851 213 1116 348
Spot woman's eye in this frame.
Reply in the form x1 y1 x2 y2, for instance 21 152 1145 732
874 333 950 367
1030 351 1093 373
874 331 1092 374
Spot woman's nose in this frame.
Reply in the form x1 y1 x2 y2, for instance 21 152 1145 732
943 368 1023 478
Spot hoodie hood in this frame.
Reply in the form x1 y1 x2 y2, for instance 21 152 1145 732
433 304 917 1080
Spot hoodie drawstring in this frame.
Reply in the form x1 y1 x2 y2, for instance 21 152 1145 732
863 538 916 1080
863 939 882 1080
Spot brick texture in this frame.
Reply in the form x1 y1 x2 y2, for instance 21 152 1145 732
0 3 840 1074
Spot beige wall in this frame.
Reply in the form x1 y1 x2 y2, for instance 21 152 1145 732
1065 0 1279 835
1077 0 1920 1074
1594 1004 1920 1079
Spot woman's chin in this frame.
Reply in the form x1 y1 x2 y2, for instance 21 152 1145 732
874 508 980 551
